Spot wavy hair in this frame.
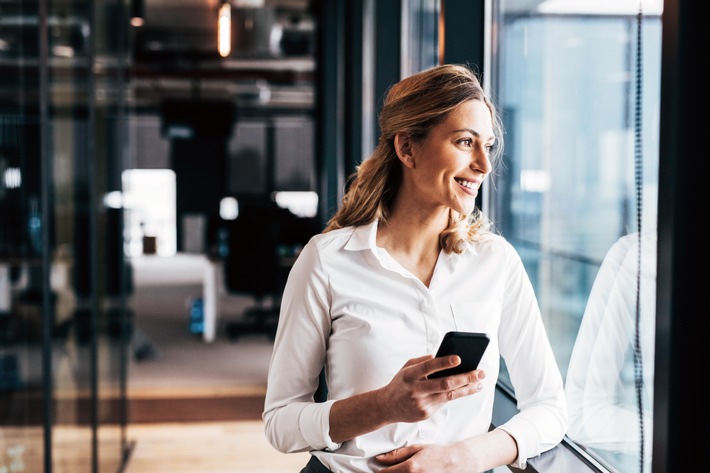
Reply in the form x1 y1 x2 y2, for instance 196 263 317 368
324 64 504 253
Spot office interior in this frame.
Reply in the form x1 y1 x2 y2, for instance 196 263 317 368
0 0 706 472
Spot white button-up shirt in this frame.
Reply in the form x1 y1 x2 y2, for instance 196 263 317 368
263 220 567 472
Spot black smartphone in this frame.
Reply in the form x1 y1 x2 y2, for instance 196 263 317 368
429 331 490 379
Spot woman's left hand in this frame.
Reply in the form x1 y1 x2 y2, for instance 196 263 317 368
376 443 476 473
376 429 518 473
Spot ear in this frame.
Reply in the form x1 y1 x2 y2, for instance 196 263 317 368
394 133 416 169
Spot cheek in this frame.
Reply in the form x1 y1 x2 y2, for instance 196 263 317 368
425 169 451 190
414 149 458 188
423 154 453 176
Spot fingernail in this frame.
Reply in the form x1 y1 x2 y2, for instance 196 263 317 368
476 382 483 391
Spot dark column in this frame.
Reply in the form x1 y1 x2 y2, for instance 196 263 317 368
654 0 710 470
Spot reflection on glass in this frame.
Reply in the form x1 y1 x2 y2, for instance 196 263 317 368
565 231 656 471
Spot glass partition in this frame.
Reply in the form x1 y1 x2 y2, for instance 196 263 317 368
0 0 130 471
488 1 661 471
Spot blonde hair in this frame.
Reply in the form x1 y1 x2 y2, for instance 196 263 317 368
324 64 504 253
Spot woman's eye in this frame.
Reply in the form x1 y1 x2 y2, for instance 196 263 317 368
457 138 473 147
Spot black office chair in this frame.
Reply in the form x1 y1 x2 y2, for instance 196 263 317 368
222 196 319 340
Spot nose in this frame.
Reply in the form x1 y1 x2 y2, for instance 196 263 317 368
471 145 492 176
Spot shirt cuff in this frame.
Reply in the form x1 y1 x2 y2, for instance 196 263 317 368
495 421 531 470
299 400 342 451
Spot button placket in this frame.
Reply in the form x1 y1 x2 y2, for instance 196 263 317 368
419 290 441 353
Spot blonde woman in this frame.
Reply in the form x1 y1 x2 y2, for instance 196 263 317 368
263 64 567 473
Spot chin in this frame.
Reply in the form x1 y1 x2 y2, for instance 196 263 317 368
452 205 475 216
458 200 478 215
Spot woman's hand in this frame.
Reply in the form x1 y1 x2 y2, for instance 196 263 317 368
328 354 485 444
380 354 485 423
376 443 473 473
376 429 519 473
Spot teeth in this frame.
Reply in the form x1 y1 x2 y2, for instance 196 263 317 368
455 178 475 189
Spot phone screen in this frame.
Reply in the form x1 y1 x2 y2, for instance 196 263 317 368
429 331 490 378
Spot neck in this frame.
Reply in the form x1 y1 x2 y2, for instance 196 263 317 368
376 207 448 287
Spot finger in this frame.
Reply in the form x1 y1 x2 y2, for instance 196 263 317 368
424 355 462 378
402 354 434 369
376 445 421 465
375 452 399 466
425 370 486 395
447 379 485 400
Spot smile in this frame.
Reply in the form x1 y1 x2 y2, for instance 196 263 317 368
455 178 478 190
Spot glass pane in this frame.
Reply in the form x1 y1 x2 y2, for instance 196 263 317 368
402 0 440 76
48 0 95 466
0 1 130 471
94 0 131 470
0 2 47 471
490 1 661 471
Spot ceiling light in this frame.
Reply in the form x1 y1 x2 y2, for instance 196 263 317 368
130 0 144 27
218 2 231 57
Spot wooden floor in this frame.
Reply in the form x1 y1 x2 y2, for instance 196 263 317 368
125 421 310 473
123 385 310 472
123 257 310 472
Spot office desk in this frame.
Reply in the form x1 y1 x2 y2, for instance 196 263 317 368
130 253 218 342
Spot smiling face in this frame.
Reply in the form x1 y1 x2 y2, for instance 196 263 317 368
395 99 495 217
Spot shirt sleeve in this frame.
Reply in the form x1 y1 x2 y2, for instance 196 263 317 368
262 237 342 453
496 241 568 469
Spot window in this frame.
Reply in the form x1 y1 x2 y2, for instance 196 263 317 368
122 169 177 256
488 1 662 471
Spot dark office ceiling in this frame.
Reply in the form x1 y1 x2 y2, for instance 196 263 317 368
0 0 316 109
137 0 313 60
131 0 316 110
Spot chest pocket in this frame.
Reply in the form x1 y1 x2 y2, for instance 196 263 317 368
445 301 501 335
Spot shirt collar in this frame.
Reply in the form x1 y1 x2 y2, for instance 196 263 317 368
343 220 482 287
343 220 378 252
343 219 480 257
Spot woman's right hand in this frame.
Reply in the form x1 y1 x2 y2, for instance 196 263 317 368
380 354 485 423
329 354 485 443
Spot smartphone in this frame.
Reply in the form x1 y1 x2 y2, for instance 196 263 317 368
429 331 490 379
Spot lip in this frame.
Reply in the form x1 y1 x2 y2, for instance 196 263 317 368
454 177 481 195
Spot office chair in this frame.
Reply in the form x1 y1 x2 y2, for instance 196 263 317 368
222 196 319 341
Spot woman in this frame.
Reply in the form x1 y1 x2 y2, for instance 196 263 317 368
263 64 567 473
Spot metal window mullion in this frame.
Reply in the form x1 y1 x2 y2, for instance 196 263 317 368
38 0 53 469
86 0 99 471
113 0 132 458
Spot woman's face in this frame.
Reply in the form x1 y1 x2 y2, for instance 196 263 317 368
403 99 495 216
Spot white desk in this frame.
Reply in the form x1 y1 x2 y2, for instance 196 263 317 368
131 253 222 343
130 253 274 343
